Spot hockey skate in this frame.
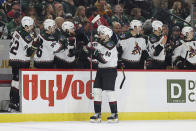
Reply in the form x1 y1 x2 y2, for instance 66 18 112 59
8 103 20 112
90 113 101 123
107 113 119 123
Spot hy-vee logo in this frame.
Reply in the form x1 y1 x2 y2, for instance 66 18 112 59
23 74 94 107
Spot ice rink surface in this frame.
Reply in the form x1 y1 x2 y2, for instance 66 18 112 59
0 120 196 131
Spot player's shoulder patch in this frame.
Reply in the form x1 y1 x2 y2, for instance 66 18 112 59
60 35 65 41
48 35 55 40
16 27 33 43
119 33 126 39
149 34 159 44
104 41 115 50
25 35 33 42
41 30 57 41
119 32 131 40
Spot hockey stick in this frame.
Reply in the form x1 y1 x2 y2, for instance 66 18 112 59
180 40 189 68
89 15 101 99
120 64 126 89
90 22 93 100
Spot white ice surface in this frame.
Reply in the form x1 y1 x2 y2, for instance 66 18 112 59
0 120 196 131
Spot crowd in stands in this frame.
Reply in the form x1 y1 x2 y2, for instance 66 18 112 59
0 0 192 39
0 0 196 69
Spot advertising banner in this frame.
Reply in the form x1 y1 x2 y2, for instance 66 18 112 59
21 70 196 114
0 40 11 74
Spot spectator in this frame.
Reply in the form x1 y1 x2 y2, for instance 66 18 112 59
64 13 74 22
74 0 93 7
54 2 66 18
0 12 8 39
88 7 109 29
26 7 40 26
7 2 24 21
169 1 186 28
74 6 88 29
61 0 76 16
26 6 41 34
162 24 169 36
55 17 65 30
109 4 129 26
1 0 13 13
7 11 21 38
165 26 181 68
112 21 121 36
0 7 7 23
95 0 112 17
130 8 146 23
152 0 171 26
111 21 121 45
184 7 196 28
43 4 56 20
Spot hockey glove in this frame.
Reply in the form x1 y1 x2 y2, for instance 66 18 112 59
60 40 68 49
174 57 184 69
68 37 75 46
32 38 43 49
68 49 77 57
118 60 125 69
176 60 184 69
26 47 35 57
93 50 107 64
83 46 96 56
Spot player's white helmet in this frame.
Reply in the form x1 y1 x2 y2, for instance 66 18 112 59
21 16 34 28
130 20 142 29
62 21 75 32
100 26 113 39
182 26 193 36
97 25 107 34
43 19 56 32
152 20 163 32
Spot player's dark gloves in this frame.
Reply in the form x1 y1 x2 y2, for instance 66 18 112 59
32 38 43 49
68 37 75 46
68 49 77 57
26 47 35 57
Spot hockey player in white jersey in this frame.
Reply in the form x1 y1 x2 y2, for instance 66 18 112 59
84 26 118 123
147 20 167 69
34 19 62 68
172 26 196 69
9 16 35 111
54 21 77 69
118 20 148 69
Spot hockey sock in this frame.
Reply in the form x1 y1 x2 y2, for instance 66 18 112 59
94 101 102 113
109 101 118 114
9 87 19 104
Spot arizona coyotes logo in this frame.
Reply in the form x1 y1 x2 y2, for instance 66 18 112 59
132 42 141 55
189 46 196 58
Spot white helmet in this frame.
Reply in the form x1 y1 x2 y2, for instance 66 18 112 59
182 26 193 36
97 25 107 34
21 16 34 28
101 26 113 38
152 20 163 31
62 21 75 32
130 20 142 29
43 19 56 31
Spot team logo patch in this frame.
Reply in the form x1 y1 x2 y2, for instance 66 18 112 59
106 42 114 48
60 35 65 41
120 34 126 39
48 36 55 40
189 46 196 58
25 35 32 42
150 36 157 43
132 42 141 55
